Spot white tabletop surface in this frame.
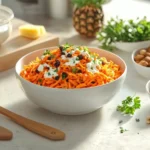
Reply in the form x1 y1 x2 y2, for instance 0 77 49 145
1 0 150 150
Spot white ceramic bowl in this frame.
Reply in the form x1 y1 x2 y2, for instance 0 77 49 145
115 40 150 52
15 47 127 115
132 49 150 79
0 5 14 45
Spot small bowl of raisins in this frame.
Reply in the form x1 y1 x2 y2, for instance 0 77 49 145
132 46 150 79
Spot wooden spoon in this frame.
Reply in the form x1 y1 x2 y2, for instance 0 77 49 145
0 126 13 140
0 106 65 140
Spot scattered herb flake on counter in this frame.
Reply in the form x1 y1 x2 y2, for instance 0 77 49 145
117 96 141 115
120 127 128 134
119 120 123 124
136 118 140 122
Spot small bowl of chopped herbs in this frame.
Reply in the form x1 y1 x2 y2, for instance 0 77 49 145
97 17 150 52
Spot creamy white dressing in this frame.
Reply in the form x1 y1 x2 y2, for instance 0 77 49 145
65 56 79 66
80 50 90 57
86 61 100 74
61 55 67 60
44 67 58 78
37 64 44 72
43 63 50 68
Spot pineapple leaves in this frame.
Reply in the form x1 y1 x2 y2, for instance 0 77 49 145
72 0 106 8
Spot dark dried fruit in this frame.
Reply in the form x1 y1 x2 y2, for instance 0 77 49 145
36 69 39 73
54 60 60 68
78 54 83 60
48 56 51 60
77 69 82 73
61 52 65 55
55 76 60 80
67 53 72 57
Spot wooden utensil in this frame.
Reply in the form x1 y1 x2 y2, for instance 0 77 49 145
0 126 13 140
0 106 65 140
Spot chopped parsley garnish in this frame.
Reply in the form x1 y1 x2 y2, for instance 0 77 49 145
54 68 58 72
38 79 42 82
43 50 50 55
62 72 68 79
117 96 141 115
76 57 80 61
120 127 128 133
48 72 51 76
63 43 72 50
72 67 78 73
83 46 88 51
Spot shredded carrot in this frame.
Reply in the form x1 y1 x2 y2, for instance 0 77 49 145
20 45 122 89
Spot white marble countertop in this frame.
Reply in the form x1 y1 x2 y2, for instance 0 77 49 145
1 0 150 150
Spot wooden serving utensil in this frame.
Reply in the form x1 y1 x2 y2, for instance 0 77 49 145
0 106 65 141
0 126 13 140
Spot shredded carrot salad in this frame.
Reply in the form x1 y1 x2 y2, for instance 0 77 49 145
20 44 122 89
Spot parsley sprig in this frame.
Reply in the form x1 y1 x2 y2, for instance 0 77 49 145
117 96 141 115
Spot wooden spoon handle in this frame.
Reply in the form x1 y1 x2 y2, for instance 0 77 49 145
0 106 65 140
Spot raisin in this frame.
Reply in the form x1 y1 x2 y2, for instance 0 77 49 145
78 55 83 60
48 56 51 60
77 69 82 73
67 53 72 57
54 60 60 68
55 76 60 80
35 69 39 73
61 52 65 55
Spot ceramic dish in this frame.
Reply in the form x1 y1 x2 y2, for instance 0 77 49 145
15 47 127 115
115 40 150 52
132 48 150 79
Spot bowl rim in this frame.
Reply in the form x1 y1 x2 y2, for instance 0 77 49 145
131 48 150 69
115 40 150 44
146 80 150 94
15 46 127 91
0 5 14 25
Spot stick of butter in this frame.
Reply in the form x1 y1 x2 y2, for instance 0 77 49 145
19 24 46 39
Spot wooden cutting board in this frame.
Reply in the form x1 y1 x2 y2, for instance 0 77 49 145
0 18 59 72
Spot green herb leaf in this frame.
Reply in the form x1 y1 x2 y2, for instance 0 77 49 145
120 127 128 134
54 68 58 72
72 67 78 73
62 72 68 79
48 72 51 76
97 17 150 51
43 50 50 55
116 95 141 115
38 79 42 82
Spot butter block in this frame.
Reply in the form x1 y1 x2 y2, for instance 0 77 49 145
19 24 46 39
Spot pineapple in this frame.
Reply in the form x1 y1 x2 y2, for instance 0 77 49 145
72 0 105 37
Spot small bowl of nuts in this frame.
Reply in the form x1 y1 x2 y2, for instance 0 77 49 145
132 47 150 79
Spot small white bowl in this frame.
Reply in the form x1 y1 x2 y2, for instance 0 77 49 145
15 47 127 115
115 40 150 52
132 49 150 79
0 5 14 45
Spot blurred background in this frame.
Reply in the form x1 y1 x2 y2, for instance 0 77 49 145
0 0 150 44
